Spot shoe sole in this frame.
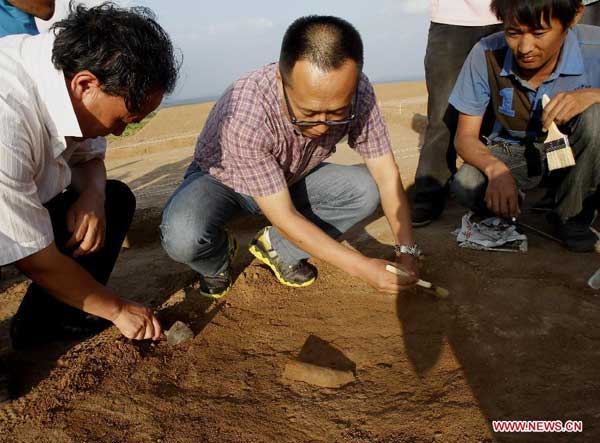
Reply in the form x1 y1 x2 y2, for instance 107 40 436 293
411 219 432 228
248 240 316 288
199 234 239 299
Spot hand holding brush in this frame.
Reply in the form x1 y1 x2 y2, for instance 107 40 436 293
541 94 576 171
385 264 449 299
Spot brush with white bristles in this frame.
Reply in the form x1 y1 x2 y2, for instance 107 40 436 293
542 94 576 171
385 264 449 299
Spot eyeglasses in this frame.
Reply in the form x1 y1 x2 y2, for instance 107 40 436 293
281 79 358 128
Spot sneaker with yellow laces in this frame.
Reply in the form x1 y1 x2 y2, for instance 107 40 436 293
248 226 316 287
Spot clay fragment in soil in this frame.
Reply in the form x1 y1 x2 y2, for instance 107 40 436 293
165 321 194 346
282 360 356 388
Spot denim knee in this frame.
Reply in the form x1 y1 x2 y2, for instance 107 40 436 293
450 164 487 210
577 103 600 134
353 167 381 219
570 104 600 152
160 206 201 264
160 189 223 265
160 170 237 269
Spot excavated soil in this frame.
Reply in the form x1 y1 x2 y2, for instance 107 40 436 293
1 81 599 442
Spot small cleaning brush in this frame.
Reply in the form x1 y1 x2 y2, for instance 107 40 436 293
385 264 449 299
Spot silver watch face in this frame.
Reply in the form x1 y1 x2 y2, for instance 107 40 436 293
395 244 421 257
403 246 418 256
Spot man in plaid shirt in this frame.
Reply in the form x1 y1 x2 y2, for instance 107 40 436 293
161 15 419 297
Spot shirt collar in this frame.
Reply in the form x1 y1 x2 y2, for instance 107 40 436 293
20 33 83 155
500 28 585 80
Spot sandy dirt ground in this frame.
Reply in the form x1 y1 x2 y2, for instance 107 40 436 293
1 81 599 443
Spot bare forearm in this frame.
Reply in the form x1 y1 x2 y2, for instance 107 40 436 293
366 153 413 245
272 211 366 277
70 158 107 199
456 135 506 176
7 0 55 20
378 177 413 245
16 245 123 322
573 88 600 107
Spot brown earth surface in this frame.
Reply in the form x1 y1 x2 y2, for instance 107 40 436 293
1 81 600 443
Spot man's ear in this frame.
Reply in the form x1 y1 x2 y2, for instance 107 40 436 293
68 70 101 102
571 4 585 27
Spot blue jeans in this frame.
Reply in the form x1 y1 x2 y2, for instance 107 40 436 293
160 162 380 277
450 105 600 220
450 142 543 215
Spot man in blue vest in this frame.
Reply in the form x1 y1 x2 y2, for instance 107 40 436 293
0 0 54 37
450 0 600 252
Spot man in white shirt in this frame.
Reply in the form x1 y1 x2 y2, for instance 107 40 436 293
0 2 179 400
411 0 502 226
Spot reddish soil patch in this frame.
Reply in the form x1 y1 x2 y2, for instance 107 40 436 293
1 201 600 443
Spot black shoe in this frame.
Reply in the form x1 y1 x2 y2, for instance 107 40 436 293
199 269 233 298
555 206 598 252
411 187 446 228
411 199 447 227
198 230 238 298
10 290 110 351
249 227 316 287
411 205 439 227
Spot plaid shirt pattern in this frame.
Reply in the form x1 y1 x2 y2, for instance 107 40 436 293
194 63 392 197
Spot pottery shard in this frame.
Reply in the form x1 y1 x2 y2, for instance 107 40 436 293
282 361 355 388
165 321 194 346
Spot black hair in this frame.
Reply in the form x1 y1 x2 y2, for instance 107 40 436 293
491 0 583 30
279 15 363 84
51 1 181 112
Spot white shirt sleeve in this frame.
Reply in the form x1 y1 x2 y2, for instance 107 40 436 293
66 136 107 166
0 136 54 265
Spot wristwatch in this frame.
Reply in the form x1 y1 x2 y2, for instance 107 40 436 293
394 243 422 258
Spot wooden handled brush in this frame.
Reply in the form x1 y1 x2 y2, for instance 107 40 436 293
541 94 576 171
385 264 449 299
